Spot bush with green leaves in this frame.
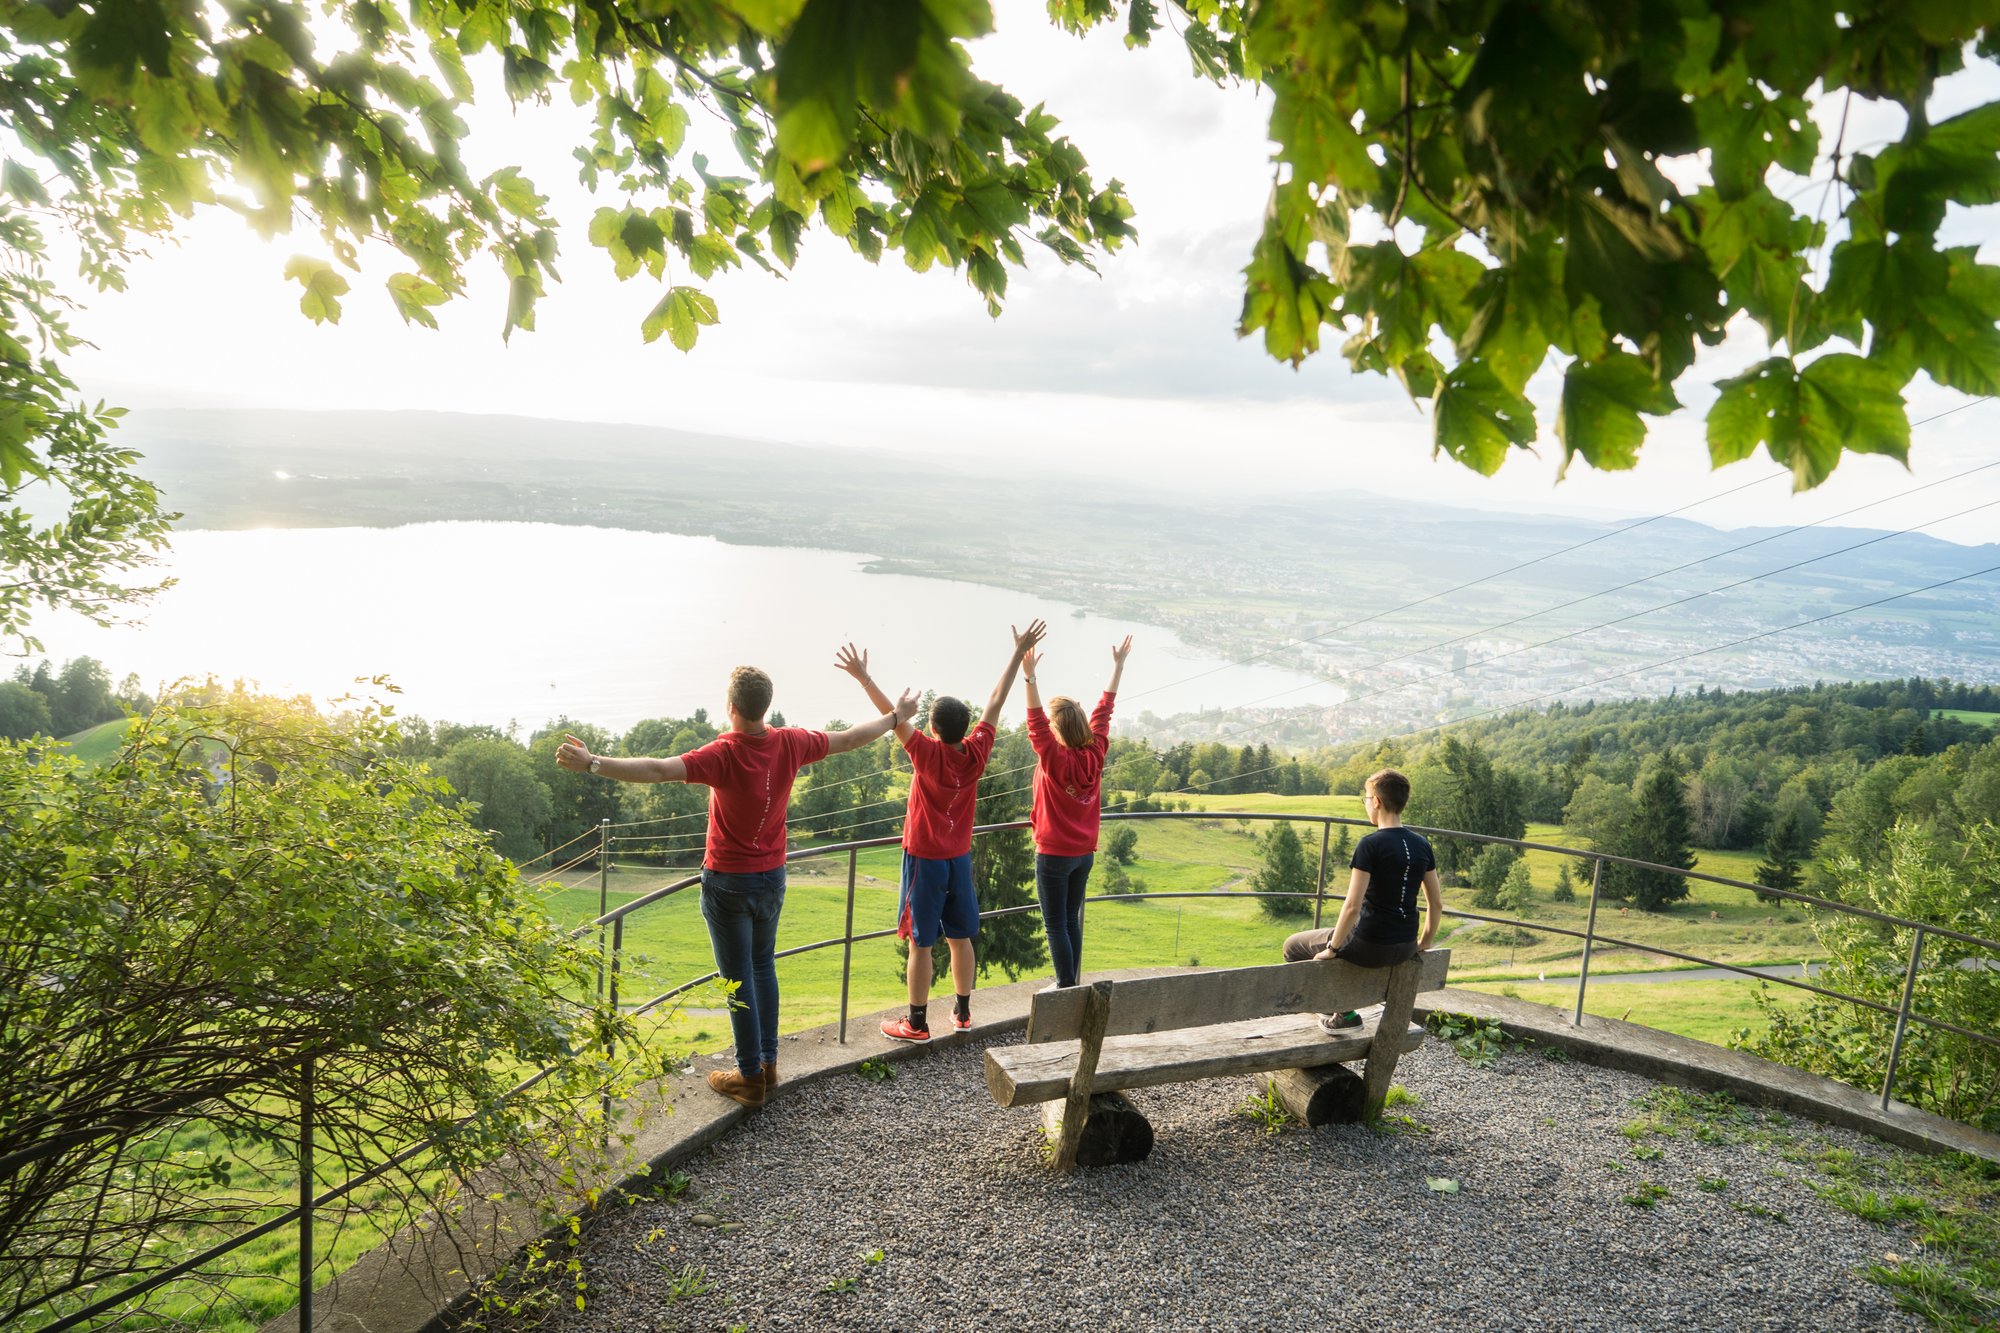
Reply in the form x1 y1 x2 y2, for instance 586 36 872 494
1466 843 1520 910
1498 858 1535 918
1740 822 2000 1132
0 695 663 1327
1104 824 1140 866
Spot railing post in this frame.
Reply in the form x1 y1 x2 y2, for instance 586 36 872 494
1312 819 1332 928
1573 857 1604 1028
596 818 612 1007
838 847 858 1044
604 915 623 1130
298 1056 313 1333
1880 925 1927 1112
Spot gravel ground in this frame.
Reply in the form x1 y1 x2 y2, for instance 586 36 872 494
485 1036 1926 1333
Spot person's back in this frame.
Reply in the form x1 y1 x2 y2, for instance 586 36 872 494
835 627 1042 1042
902 721 995 860
681 725 828 871
556 663 914 1106
1347 824 1434 946
1025 692 1113 856
1279 767 1444 1030
1022 636 1133 989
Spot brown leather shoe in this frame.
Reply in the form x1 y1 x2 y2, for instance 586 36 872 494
758 1060 777 1091
707 1068 766 1108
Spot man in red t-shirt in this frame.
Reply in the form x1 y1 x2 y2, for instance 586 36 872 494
834 622 1045 1043
556 664 914 1108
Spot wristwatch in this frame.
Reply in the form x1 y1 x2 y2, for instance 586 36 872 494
588 758 602 774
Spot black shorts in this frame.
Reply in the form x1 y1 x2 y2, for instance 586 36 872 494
1335 936 1420 969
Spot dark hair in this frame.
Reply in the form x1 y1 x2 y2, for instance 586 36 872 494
930 695 970 744
727 666 773 722
1367 767 1412 815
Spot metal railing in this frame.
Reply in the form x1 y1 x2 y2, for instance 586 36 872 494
49 810 2000 1332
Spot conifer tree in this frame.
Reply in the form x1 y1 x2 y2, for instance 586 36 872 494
1629 757 1697 910
1551 861 1577 905
1253 821 1314 920
1754 803 1814 905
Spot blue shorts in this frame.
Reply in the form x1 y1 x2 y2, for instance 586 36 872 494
899 852 980 948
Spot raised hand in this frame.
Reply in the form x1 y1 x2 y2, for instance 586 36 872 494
833 643 869 679
1023 644 1043 678
555 732 593 772
894 688 921 724
1111 635 1134 665
1013 619 1048 656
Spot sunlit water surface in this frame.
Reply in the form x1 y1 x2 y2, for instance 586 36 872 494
28 523 1344 732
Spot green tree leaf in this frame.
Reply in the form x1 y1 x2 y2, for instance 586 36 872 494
642 285 720 350
1708 355 1909 489
1433 360 1536 476
282 255 349 324
1556 354 1682 476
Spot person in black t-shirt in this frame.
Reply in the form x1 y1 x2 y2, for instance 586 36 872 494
1280 767 1444 1031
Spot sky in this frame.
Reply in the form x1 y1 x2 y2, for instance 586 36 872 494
52 12 2000 541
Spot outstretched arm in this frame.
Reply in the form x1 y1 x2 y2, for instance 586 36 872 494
983 620 1046 728
1107 635 1134 694
834 644 914 744
1021 643 1044 714
555 733 686 784
826 688 920 754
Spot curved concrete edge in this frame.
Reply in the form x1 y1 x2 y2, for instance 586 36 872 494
1416 987 2000 1165
269 971 1999 1333
264 968 1184 1333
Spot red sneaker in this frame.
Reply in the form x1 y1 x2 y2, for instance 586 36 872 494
952 1010 972 1032
881 1016 931 1044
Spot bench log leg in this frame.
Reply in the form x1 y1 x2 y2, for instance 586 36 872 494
1041 1093 1154 1167
1360 958 1424 1121
1051 981 1114 1171
1269 1064 1367 1126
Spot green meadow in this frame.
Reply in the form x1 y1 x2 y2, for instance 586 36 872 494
538 793 1823 1049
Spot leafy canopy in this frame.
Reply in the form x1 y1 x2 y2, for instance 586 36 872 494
0 0 1995 643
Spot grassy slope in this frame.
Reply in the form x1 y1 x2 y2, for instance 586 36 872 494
58 717 135 764
1935 709 2000 728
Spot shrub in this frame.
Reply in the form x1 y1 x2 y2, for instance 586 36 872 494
1467 843 1520 909
0 697 664 1327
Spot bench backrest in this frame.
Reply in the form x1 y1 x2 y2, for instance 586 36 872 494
1025 949 1451 1044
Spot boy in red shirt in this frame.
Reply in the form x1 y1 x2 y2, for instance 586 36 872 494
1024 635 1133 988
556 664 914 1108
834 621 1046 1041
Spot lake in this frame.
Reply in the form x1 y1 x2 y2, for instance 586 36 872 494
27 523 1342 733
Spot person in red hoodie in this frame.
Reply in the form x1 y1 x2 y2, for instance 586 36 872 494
555 665 914 1109
835 621 1046 1042
1023 635 1133 988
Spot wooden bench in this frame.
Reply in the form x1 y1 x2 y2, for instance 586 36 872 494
984 949 1451 1169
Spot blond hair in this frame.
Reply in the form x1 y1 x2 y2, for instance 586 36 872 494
1047 695 1091 748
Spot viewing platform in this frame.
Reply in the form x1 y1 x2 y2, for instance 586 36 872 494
285 971 2000 1333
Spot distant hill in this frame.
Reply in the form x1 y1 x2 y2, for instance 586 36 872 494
111 408 2000 742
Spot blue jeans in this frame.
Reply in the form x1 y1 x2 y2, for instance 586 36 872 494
1035 852 1095 988
700 867 785 1077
